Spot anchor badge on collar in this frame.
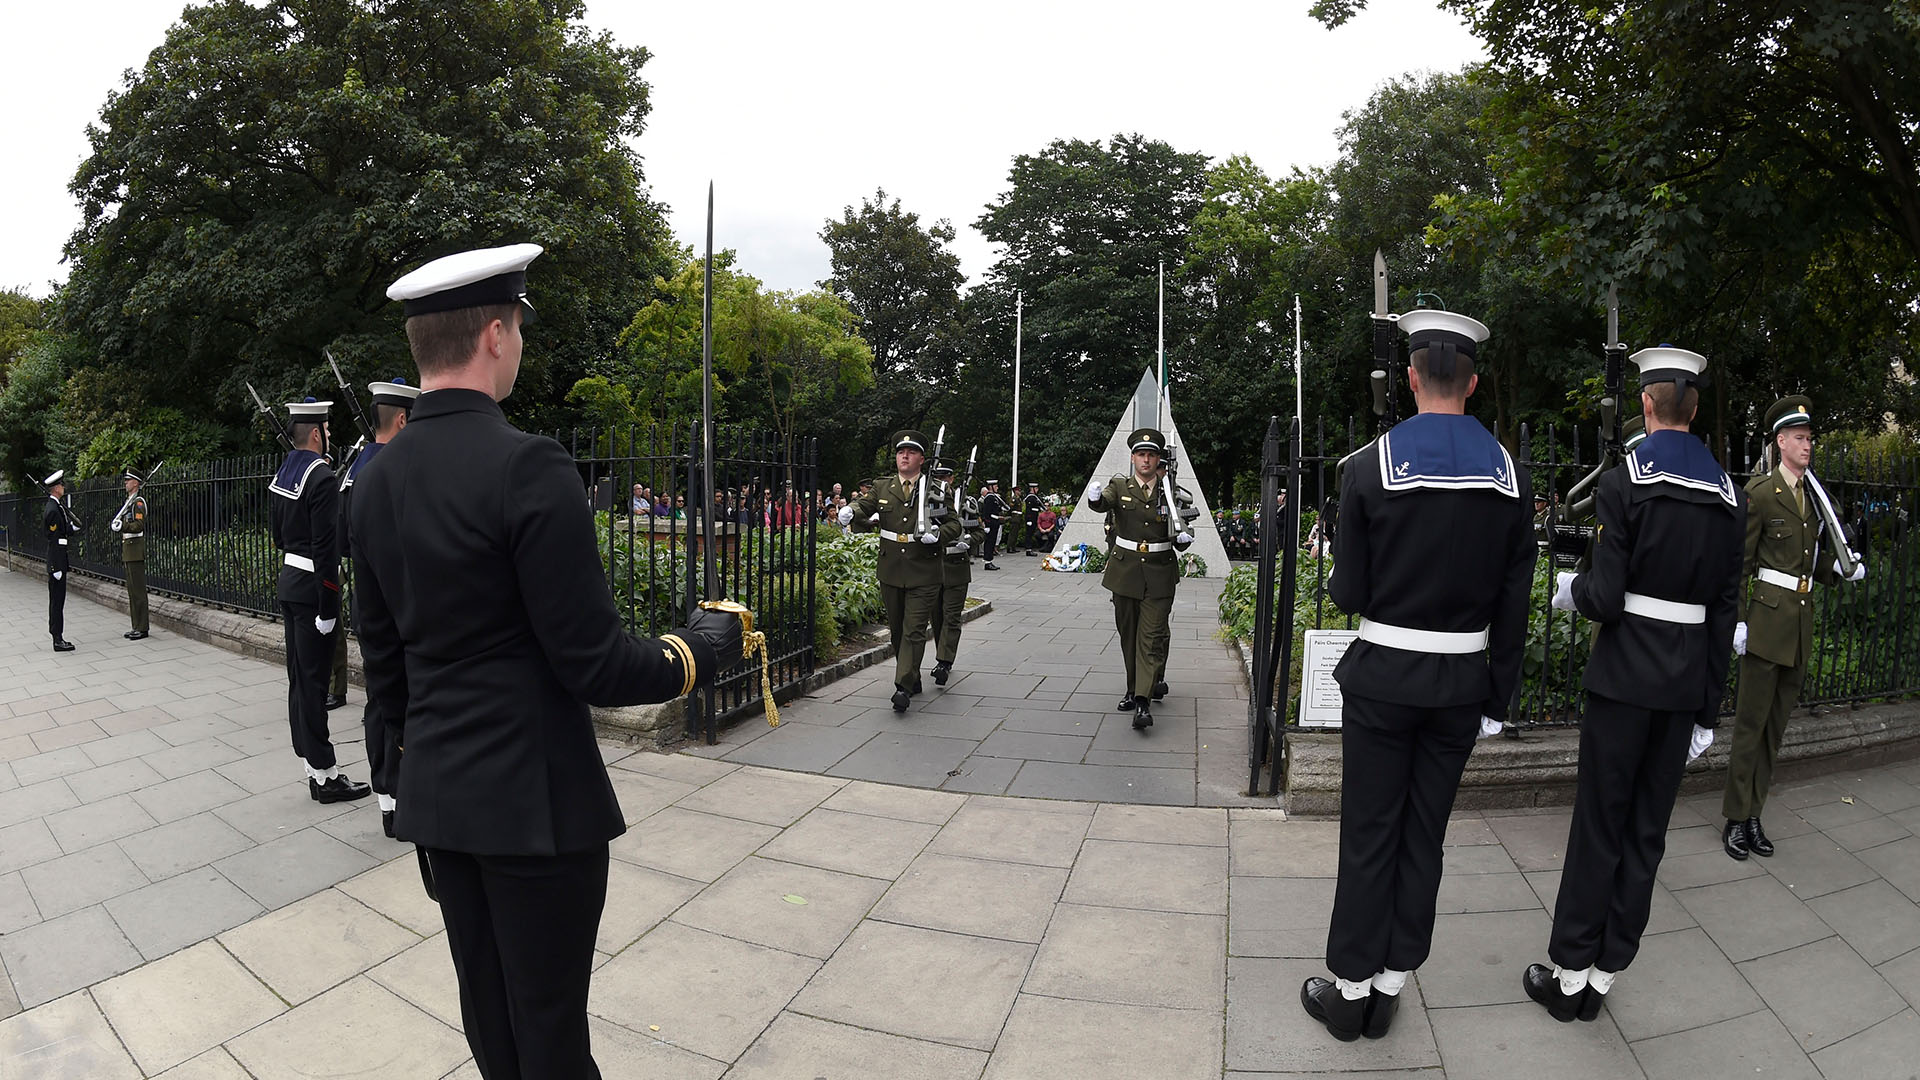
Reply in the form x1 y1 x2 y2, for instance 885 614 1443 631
1394 460 1411 479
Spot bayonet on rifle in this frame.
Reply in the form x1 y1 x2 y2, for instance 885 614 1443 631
246 382 296 450
1370 250 1397 429
326 350 375 444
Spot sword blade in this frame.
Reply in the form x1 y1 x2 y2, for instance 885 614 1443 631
1372 249 1388 318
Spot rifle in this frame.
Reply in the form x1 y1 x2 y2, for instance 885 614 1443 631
958 444 980 527
915 424 947 534
1370 250 1398 433
110 460 165 532
1160 442 1200 541
246 382 297 451
326 351 375 443
32 474 81 532
1548 285 1627 568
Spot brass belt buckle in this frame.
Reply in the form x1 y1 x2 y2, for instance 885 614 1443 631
1797 577 1810 593
1135 541 1149 552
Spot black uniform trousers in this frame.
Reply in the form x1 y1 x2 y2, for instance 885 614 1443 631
48 566 66 640
429 844 609 1080
1327 693 1479 982
983 522 1002 561
280 601 337 769
1549 694 1692 974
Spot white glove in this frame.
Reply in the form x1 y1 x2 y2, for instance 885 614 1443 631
1086 480 1104 503
315 617 337 634
867 513 880 524
1176 531 1194 545
836 505 855 526
1733 622 1747 656
1688 725 1714 762
918 531 940 544
1839 557 1866 582
1551 571 1577 612
52 571 63 581
111 519 123 532
1478 716 1503 739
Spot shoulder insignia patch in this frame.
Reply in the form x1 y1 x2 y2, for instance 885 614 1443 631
662 647 675 663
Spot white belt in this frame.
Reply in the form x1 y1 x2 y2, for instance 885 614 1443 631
1622 591 1706 624
879 529 917 544
1117 539 1174 553
1756 567 1813 593
1357 618 1490 654
945 543 971 555
122 533 144 540
284 552 315 572
56 538 68 546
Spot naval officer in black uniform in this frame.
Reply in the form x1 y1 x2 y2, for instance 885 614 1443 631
1302 309 1534 1042
354 243 744 1079
1524 346 1745 1021
43 471 76 652
269 399 371 804
341 377 421 838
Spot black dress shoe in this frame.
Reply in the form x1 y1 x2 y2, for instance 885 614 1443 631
126 630 148 640
1025 550 1037 556
1300 977 1365 1041
1118 695 1138 711
984 562 999 571
325 693 348 710
382 810 396 839
52 640 75 653
310 774 372 803
891 688 911 713
123 630 137 639
1362 989 1399 1038
933 661 952 686
1723 819 1750 861
909 679 923 696
1577 985 1605 1021
1522 963 1585 1022
1133 705 1154 730
1151 681 1169 700
1745 816 1774 857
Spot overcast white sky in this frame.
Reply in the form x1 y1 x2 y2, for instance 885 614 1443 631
1 0 1484 299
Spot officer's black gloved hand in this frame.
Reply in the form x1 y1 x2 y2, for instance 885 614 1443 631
688 606 745 666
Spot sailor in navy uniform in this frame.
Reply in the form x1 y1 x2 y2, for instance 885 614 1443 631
43 471 76 652
270 399 372 804
356 244 745 1079
342 378 421 838
1302 309 1534 1042
1524 347 1745 1021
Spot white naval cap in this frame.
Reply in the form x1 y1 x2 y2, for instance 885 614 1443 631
285 399 333 420
1629 345 1707 389
367 377 423 409
1398 308 1489 378
388 243 543 325
43 470 64 486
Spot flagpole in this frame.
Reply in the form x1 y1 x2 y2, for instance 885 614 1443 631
1158 261 1167 422
701 182 717 598
1293 291 1304 540
1012 291 1022 489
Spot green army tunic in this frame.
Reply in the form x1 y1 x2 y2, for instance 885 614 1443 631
1722 465 1838 820
1090 473 1191 699
848 473 959 689
120 493 149 634
931 503 986 665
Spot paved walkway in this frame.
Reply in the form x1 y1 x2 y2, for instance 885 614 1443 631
700 559 1270 806
5 564 1920 1077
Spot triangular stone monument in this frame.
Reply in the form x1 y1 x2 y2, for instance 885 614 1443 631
1055 368 1230 577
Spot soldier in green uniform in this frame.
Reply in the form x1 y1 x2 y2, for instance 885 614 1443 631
1085 428 1194 730
838 430 958 712
927 462 986 687
116 468 150 639
1720 395 1866 859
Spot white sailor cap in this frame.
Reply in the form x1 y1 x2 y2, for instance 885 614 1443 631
387 243 543 325
1398 308 1489 377
43 470 64 486
367 378 423 409
285 399 333 420
1630 345 1707 389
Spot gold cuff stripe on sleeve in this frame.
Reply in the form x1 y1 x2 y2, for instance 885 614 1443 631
661 634 697 697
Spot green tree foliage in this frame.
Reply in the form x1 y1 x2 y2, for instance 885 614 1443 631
60 0 673 440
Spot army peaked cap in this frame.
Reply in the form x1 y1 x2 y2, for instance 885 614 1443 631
1129 428 1167 454
1766 395 1814 433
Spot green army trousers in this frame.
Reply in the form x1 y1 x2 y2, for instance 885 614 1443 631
930 581 968 664
125 560 148 633
883 582 941 690
1112 593 1173 700
1721 654 1806 822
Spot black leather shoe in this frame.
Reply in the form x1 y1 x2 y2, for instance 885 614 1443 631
1522 963 1585 1022
310 774 372 803
52 640 75 653
1723 819 1750 861
1133 705 1154 730
1746 816 1774 857
984 562 999 571
1151 681 1169 701
1118 695 1138 711
1362 989 1399 1038
126 630 148 640
891 688 911 713
1300 977 1365 1041
909 679 923 697
1025 550 1037 556
325 693 348 711
933 662 952 686
1577 985 1605 1021
382 810 396 839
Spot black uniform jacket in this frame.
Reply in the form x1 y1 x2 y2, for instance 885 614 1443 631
268 451 342 621
1023 492 1044 527
1330 415 1534 723
1574 434 1745 718
44 498 73 571
980 492 1007 527
350 389 716 856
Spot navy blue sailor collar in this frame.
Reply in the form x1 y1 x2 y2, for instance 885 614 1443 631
269 449 326 501
344 439 385 487
1377 413 1518 498
1630 429 1737 506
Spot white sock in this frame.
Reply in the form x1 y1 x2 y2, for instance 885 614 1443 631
1588 969 1615 994
1373 968 1409 996
377 794 396 812
1335 976 1372 1001
303 763 321 781
1555 964 1591 995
